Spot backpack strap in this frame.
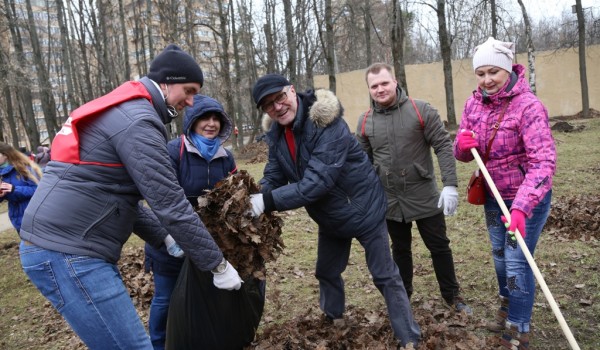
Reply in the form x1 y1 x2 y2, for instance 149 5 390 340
360 97 424 140
408 97 425 129
360 108 372 139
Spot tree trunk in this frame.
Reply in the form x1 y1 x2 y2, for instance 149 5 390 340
575 0 589 118
216 0 236 150
118 0 131 80
4 0 40 149
56 0 79 114
391 0 408 95
436 0 456 126
230 1 246 148
25 0 59 144
491 0 497 39
282 0 297 83
263 0 277 73
517 0 536 94
362 0 372 66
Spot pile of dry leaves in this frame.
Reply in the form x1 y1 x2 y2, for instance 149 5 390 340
195 170 285 279
240 141 269 164
546 195 600 240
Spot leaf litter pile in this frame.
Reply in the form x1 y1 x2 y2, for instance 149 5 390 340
8 177 598 349
195 170 285 279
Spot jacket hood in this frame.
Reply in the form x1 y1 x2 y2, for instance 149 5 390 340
261 89 343 131
183 94 232 143
472 64 528 105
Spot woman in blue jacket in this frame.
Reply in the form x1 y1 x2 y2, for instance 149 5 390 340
144 94 237 350
0 143 42 233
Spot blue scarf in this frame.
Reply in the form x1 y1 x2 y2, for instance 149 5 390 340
190 133 220 160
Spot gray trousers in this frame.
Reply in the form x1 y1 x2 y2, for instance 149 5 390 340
315 220 421 347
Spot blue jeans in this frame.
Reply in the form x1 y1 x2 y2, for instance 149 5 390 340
484 190 552 333
148 272 179 350
315 220 421 347
19 241 153 349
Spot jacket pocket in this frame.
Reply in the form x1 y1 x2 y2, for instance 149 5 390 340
82 202 119 240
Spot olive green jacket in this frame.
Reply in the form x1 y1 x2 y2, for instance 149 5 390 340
356 87 457 222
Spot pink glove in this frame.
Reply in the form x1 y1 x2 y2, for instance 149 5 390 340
456 130 478 151
501 209 527 240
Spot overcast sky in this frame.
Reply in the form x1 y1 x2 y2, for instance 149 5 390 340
517 0 598 22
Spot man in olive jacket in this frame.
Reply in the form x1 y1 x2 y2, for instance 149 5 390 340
357 63 471 314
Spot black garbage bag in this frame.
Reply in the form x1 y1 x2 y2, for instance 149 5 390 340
165 257 265 350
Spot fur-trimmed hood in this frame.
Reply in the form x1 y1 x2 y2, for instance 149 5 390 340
262 89 343 131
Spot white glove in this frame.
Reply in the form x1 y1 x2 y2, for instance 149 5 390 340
164 234 184 258
212 259 243 290
438 186 459 216
250 193 265 217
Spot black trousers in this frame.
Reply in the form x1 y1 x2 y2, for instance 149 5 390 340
386 212 460 304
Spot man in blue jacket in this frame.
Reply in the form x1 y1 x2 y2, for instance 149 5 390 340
249 74 421 348
18 45 242 350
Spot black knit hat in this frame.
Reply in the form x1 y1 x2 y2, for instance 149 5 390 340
148 44 204 87
252 73 291 108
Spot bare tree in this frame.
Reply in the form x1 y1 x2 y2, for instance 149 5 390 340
282 0 297 84
575 0 589 118
427 0 456 126
3 0 40 149
24 0 59 144
391 0 408 94
516 0 536 94
313 0 336 92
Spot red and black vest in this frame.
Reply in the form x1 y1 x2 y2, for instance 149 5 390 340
51 81 153 166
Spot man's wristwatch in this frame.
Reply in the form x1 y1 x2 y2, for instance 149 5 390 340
211 258 228 273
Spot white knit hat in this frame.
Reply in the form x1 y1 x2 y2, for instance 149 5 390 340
472 37 515 72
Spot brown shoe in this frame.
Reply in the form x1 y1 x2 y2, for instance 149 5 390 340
486 296 509 332
499 323 529 349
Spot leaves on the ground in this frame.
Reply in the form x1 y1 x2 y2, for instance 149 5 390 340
546 195 600 240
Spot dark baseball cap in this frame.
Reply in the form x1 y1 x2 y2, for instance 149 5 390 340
252 74 291 108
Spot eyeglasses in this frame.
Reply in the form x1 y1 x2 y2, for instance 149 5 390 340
261 86 291 113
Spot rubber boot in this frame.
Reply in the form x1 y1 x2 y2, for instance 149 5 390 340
486 295 509 332
499 323 530 350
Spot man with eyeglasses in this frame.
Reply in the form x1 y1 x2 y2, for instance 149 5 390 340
248 73 421 348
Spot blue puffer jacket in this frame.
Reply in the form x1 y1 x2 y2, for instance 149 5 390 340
260 89 386 236
0 164 39 232
145 94 237 275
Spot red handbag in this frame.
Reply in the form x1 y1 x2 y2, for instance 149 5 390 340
466 101 509 205
466 169 486 205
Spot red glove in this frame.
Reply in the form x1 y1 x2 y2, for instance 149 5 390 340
456 130 478 151
501 209 527 240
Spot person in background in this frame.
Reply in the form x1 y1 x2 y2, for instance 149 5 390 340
34 145 51 170
356 63 471 315
249 73 421 349
144 94 237 350
454 37 556 350
0 142 42 233
18 44 242 350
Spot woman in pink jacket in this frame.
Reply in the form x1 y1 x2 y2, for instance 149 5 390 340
454 37 556 350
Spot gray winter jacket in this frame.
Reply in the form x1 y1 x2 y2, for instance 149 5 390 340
20 77 223 271
260 89 386 235
356 87 457 222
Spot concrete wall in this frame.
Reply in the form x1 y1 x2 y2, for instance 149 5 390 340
314 45 600 130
